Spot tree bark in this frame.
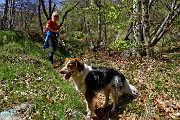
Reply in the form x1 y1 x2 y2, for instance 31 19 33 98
40 0 49 20
38 0 43 35
29 2 39 24
130 0 179 58
9 0 15 30
97 13 102 47
84 0 93 48
94 0 103 47
141 0 152 57
49 0 52 19
150 0 180 47
124 22 133 40
132 0 143 56
104 14 107 50
51 4 56 14
59 1 80 28
1 0 9 29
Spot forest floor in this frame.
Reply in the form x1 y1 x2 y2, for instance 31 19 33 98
0 30 179 120
54 50 180 120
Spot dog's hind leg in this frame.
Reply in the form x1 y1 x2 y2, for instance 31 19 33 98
85 91 94 118
102 87 110 108
111 89 118 112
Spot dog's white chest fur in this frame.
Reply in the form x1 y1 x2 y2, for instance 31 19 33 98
72 64 93 94
72 72 86 93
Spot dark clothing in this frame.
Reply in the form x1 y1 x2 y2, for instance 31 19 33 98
47 36 58 64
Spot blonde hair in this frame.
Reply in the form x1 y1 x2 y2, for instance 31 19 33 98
52 11 59 19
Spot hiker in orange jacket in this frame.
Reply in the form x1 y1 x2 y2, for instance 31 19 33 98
45 11 60 64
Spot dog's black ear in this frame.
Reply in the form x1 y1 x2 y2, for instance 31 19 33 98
75 58 84 72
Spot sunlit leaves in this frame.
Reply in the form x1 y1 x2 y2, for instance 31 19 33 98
109 39 136 51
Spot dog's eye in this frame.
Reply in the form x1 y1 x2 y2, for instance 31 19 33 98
67 64 73 67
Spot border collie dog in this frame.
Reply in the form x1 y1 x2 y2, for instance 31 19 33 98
60 58 138 118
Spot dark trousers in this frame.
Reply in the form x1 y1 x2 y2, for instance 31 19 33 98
48 37 58 64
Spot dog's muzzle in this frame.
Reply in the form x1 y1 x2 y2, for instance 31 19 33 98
59 68 74 80
59 67 69 74
59 70 66 74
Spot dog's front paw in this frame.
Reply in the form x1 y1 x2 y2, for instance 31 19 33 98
86 111 92 118
86 112 97 120
86 116 91 120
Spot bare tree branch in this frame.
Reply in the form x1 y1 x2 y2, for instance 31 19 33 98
38 0 43 34
40 0 49 20
49 0 52 19
59 1 80 28
150 1 180 47
51 4 56 14
124 22 133 40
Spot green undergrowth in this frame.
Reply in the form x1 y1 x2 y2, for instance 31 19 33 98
0 30 179 119
0 30 84 119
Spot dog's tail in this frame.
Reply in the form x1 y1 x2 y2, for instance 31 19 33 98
124 79 138 96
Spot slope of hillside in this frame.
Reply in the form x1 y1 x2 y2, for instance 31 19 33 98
0 30 179 120
0 31 84 119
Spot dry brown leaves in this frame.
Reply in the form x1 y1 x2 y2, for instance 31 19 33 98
80 51 180 120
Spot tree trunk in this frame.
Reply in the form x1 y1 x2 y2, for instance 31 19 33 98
29 2 39 24
141 0 153 57
40 0 49 20
132 0 143 56
24 11 28 31
9 0 15 30
38 0 43 35
124 22 133 40
150 0 180 47
103 0 107 51
104 14 107 50
49 0 52 19
51 4 56 14
84 0 93 48
94 0 103 47
97 13 102 47
59 1 79 28
121 0 179 58
1 0 8 29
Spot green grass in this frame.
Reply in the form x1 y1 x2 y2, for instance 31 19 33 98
0 30 84 119
0 30 179 119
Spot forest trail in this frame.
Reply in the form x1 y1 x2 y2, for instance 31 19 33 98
52 51 180 120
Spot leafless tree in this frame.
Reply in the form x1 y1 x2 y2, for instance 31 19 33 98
94 0 103 47
132 0 179 57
